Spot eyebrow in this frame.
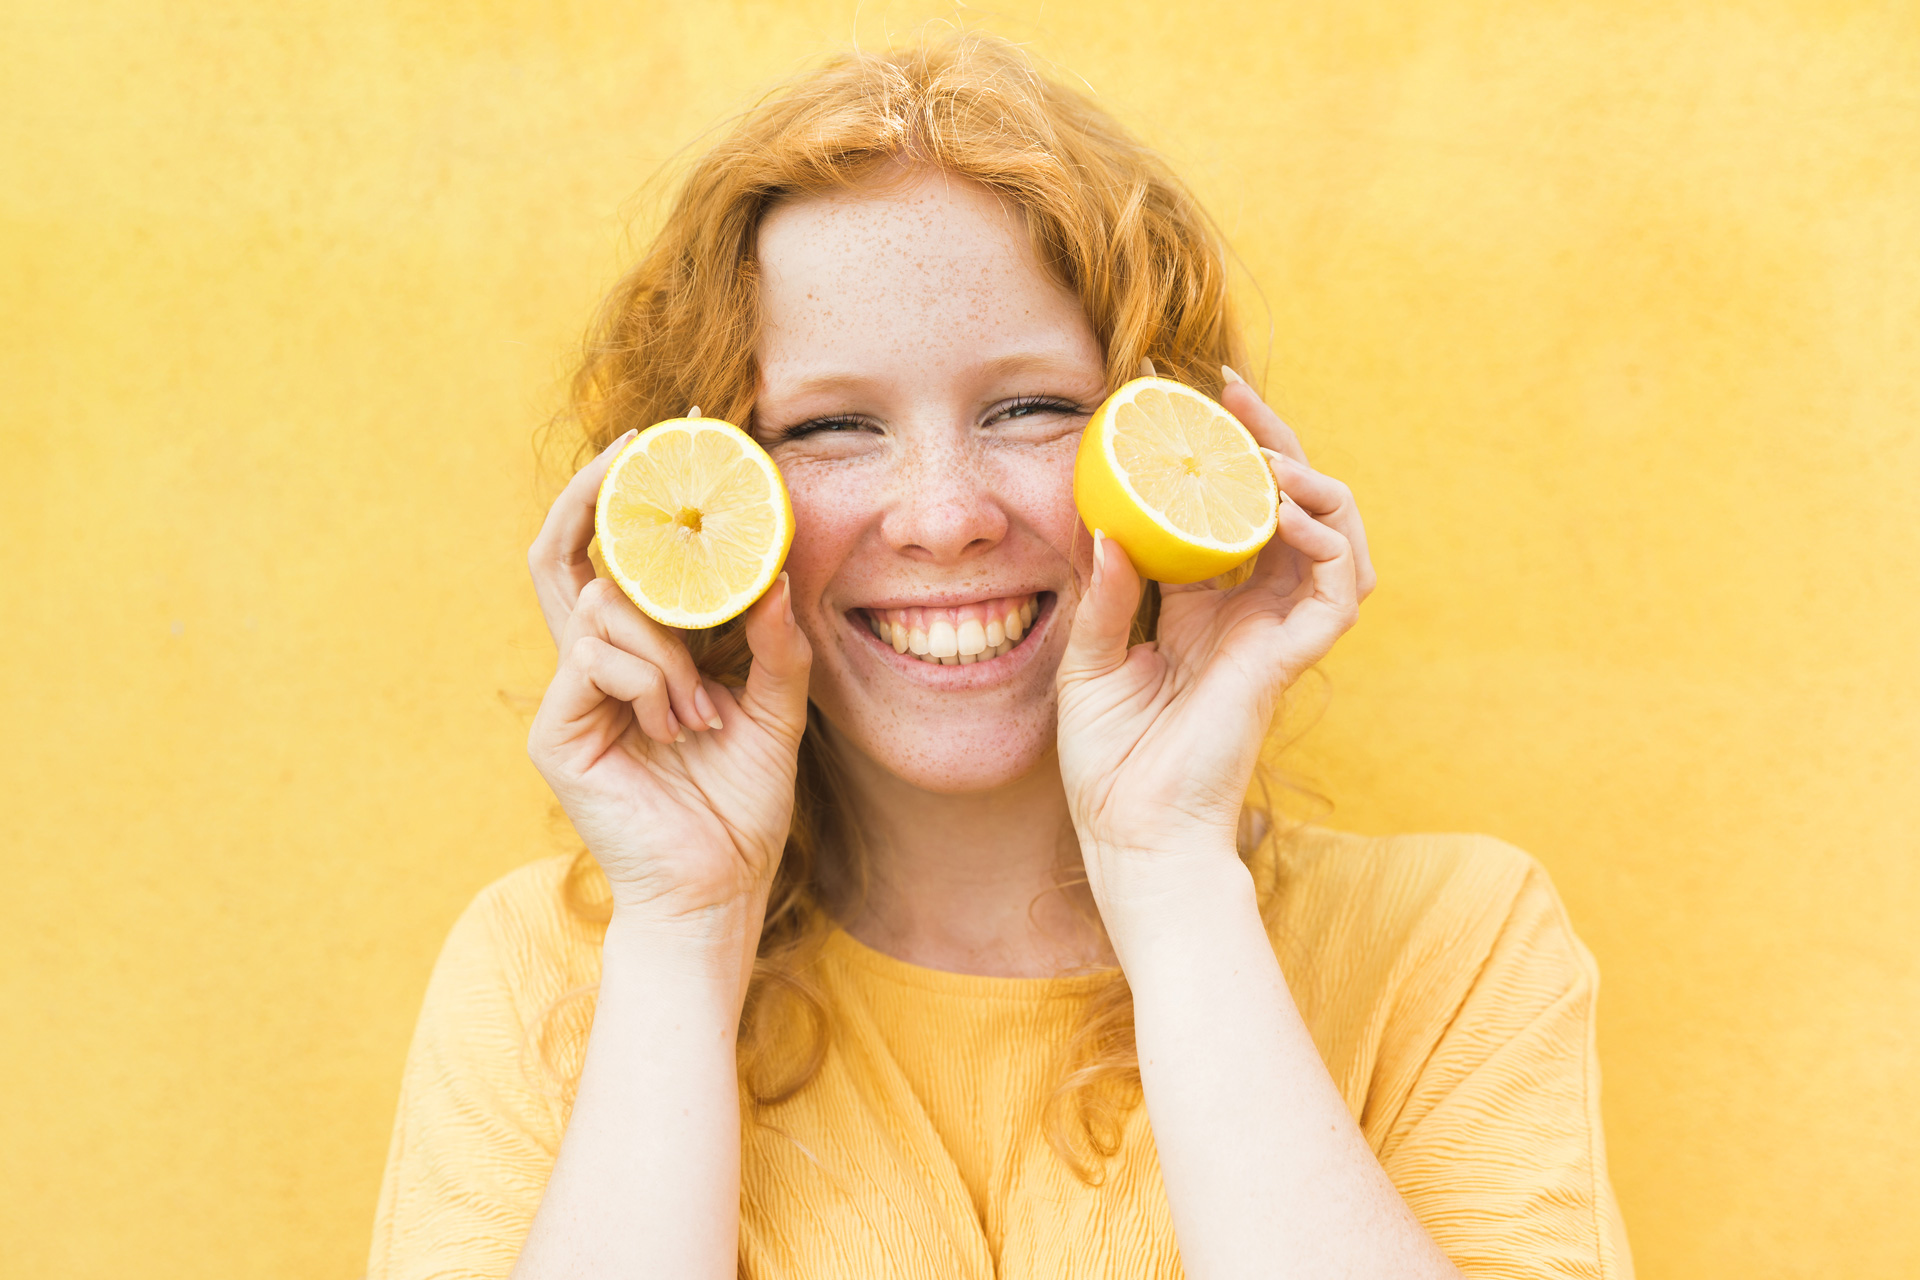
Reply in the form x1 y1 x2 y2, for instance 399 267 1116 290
767 349 1099 400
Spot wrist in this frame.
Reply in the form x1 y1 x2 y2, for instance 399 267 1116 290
1082 837 1258 968
604 897 765 1000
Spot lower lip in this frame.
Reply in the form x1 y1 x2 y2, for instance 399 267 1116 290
848 595 1056 686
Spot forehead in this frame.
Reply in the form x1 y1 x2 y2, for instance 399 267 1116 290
754 169 1089 374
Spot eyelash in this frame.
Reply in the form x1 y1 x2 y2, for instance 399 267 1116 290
776 396 1081 441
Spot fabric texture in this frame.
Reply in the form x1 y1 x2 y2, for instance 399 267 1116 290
367 826 1634 1278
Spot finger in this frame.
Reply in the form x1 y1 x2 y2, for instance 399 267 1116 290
1059 529 1142 682
1218 366 1308 465
1259 448 1377 600
535 634 682 749
584 635 686 742
1262 495 1360 669
528 428 638 646
564 577 714 734
738 574 813 740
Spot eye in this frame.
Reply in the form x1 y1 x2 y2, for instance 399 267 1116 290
988 396 1083 426
773 414 882 442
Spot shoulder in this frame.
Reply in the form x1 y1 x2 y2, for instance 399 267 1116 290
1273 822 1539 900
1265 825 1584 962
370 858 596 1275
423 854 605 1031
1268 824 1568 940
1258 826 1600 1086
1255 829 1631 1272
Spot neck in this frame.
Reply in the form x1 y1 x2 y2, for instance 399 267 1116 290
822 731 1108 979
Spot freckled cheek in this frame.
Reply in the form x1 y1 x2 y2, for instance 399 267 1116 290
985 444 1087 564
775 467 886 625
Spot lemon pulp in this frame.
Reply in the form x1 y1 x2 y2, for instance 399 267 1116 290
595 419 793 629
1073 377 1278 584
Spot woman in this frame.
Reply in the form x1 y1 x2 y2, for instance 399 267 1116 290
369 34 1632 1280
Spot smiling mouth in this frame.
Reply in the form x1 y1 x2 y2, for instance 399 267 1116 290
857 593 1044 665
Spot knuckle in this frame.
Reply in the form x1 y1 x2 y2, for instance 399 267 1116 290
565 634 602 671
576 577 619 612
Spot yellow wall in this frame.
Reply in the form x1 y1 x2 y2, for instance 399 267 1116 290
4 2 1915 1275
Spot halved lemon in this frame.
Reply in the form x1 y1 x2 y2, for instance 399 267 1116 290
1073 377 1279 584
594 417 794 629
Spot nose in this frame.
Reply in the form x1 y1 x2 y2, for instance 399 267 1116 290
881 437 1010 564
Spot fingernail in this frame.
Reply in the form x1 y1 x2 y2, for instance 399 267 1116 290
608 428 637 452
687 405 702 419
1138 356 1157 378
665 709 683 741
695 683 723 731
1259 446 1292 468
1092 529 1106 586
1222 364 1244 386
779 571 794 625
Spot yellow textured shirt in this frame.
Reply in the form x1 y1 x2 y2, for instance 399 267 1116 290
368 827 1633 1278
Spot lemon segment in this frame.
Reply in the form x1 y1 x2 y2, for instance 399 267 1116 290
1073 377 1279 584
594 418 794 629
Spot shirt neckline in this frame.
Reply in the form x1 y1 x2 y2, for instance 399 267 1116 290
822 926 1112 1000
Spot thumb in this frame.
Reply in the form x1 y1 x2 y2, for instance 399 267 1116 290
1059 530 1141 683
739 572 813 738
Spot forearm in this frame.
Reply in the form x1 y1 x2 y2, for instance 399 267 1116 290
510 906 757 1279
1101 849 1461 1280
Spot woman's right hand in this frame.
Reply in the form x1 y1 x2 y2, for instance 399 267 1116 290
524 433 813 935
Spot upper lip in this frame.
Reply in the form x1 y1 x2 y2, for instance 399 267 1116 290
848 588 1052 612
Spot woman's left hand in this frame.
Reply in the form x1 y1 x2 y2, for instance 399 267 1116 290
1055 374 1376 943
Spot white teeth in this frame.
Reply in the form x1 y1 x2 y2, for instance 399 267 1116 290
867 595 1042 666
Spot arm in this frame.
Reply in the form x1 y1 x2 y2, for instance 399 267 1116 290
508 439 812 1278
1057 375 1456 1278
511 907 756 1277
1096 850 1461 1279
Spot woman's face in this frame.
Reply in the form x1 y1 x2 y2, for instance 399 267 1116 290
753 168 1106 794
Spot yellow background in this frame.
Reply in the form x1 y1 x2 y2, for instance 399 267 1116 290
4 1 1915 1275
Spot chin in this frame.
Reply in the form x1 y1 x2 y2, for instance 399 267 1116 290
808 687 1064 795
859 715 1060 795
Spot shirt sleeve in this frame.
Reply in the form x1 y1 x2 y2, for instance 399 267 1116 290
366 872 580 1280
1377 858 1636 1280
